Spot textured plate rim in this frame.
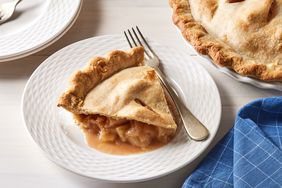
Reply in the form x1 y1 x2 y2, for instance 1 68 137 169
0 0 83 62
21 35 222 183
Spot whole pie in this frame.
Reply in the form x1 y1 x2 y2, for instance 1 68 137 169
170 0 282 81
57 47 177 154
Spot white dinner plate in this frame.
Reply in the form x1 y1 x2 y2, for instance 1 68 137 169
0 0 82 62
177 29 282 91
22 35 221 182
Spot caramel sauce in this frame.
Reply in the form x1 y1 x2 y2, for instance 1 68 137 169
82 128 166 155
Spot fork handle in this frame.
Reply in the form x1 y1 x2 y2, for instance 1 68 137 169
155 68 209 141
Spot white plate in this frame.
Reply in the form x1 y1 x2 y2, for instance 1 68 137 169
0 0 82 62
22 35 221 182
177 29 282 91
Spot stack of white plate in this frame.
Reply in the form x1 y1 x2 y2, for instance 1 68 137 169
0 0 82 62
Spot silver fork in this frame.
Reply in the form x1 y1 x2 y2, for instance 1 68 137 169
124 26 209 141
0 0 22 25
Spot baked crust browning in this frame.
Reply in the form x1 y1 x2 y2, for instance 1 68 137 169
57 47 177 150
169 0 282 81
57 47 145 113
57 46 177 130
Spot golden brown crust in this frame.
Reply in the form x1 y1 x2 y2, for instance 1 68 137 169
169 0 282 81
79 65 177 130
57 47 145 113
57 47 177 130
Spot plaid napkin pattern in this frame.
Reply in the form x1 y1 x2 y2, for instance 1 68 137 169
183 97 282 188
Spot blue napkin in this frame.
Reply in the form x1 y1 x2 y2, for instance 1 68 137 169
183 97 282 188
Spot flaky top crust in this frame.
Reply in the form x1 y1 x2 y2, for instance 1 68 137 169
81 66 177 130
57 47 177 130
58 47 145 113
169 0 282 81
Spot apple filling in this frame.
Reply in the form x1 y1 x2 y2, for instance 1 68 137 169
74 114 175 148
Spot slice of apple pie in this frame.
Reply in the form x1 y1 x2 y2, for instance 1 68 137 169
57 47 177 154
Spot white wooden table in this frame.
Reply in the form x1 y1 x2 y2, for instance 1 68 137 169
0 0 280 187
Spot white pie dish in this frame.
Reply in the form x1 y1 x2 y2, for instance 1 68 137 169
177 28 282 91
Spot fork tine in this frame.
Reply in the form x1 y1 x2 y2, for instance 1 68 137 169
124 29 150 58
131 28 143 47
135 26 157 57
124 31 133 48
127 29 138 47
131 27 151 58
